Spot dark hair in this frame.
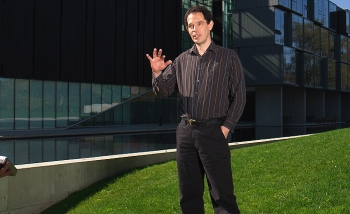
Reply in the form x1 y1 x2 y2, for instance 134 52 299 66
184 5 213 27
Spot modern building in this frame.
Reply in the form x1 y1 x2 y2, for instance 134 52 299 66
0 0 349 138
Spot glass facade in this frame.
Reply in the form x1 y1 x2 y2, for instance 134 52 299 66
340 36 348 63
275 9 285 45
291 0 303 15
284 47 296 84
303 18 314 53
292 14 304 50
341 63 348 91
304 53 315 86
328 59 336 89
0 78 179 130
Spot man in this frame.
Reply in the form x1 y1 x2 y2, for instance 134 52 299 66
146 5 245 214
0 162 14 178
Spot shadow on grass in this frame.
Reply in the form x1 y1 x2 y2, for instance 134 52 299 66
40 165 152 214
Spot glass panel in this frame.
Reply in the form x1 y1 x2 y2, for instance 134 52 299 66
69 82 80 125
0 78 15 129
322 0 329 28
329 2 337 31
279 0 291 8
102 85 112 125
81 83 91 120
304 54 315 86
112 85 122 125
320 28 329 58
328 60 336 89
43 139 55 162
303 0 309 18
43 81 56 129
56 139 68 160
292 14 303 50
275 9 285 45
313 25 321 55
29 140 43 163
315 57 323 87
30 80 43 129
122 86 131 124
283 47 296 84
15 140 29 164
15 79 29 129
348 65 350 91
328 33 335 59
341 63 348 91
292 0 303 14
303 18 314 53
340 36 348 63
91 84 102 115
56 81 68 128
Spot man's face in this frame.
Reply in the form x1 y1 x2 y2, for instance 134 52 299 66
186 12 213 46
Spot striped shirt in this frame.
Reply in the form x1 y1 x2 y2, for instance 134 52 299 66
153 42 246 131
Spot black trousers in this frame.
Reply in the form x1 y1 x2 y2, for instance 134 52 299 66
176 120 240 214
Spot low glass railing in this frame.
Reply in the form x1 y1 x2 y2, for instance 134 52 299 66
66 89 180 129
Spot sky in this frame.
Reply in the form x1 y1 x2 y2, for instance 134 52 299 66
330 0 350 10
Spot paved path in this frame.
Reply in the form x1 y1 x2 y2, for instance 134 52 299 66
0 124 178 140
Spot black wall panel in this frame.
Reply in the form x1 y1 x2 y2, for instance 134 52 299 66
0 0 182 87
2 3 34 79
34 11 61 80
144 0 155 34
116 0 127 28
94 22 116 84
61 16 86 82
116 28 126 85
85 22 94 83
125 29 138 86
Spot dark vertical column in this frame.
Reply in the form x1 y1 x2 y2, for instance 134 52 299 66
153 0 163 48
143 0 155 86
125 0 138 86
85 0 95 83
212 0 222 46
137 0 145 86
2 1 35 79
94 0 116 84
60 0 87 82
0 0 4 76
34 0 61 80
116 0 127 85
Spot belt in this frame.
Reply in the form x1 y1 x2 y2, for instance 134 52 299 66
182 117 225 126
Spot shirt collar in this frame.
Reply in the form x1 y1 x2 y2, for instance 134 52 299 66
189 41 216 55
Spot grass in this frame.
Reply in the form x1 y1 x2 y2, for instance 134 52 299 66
41 128 350 214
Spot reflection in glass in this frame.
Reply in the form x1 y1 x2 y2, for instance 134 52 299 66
341 36 348 63
329 2 337 31
80 83 92 119
56 82 68 128
0 78 14 129
315 57 323 87
304 54 315 86
30 80 43 129
292 0 303 15
292 14 303 50
341 63 348 91
43 81 56 128
303 18 314 53
328 33 335 59
279 0 291 8
284 47 296 84
15 79 29 129
313 25 321 55
320 28 328 58
275 9 285 45
328 60 336 89
69 82 80 125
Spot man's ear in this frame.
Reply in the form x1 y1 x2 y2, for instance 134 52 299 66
209 20 214 31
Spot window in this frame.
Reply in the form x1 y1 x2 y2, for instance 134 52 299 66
340 36 348 63
328 60 336 89
292 0 303 15
320 28 329 58
279 0 291 9
341 63 348 91
275 9 285 45
292 14 303 50
303 18 314 53
328 33 335 59
304 54 315 86
313 25 321 55
284 47 296 84
315 57 323 87
329 2 337 31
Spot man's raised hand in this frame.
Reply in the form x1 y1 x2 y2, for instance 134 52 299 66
146 48 172 78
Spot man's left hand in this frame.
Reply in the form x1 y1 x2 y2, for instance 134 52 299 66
220 126 230 139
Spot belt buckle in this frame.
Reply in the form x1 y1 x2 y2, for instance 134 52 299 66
187 119 196 126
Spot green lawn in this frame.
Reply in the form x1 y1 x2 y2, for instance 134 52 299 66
42 128 350 214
